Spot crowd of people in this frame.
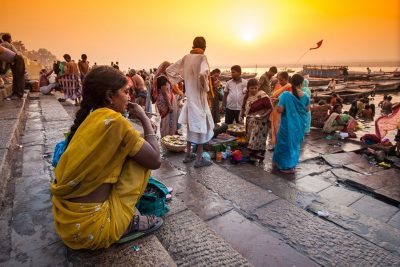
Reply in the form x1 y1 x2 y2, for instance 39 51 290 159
2 34 399 251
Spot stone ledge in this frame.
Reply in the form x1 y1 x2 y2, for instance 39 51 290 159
0 93 27 207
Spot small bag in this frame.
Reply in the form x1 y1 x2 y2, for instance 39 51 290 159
52 139 67 167
136 177 170 217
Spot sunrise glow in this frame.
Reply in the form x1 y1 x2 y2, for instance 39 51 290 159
1 0 399 69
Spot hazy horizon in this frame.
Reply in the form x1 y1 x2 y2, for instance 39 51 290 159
3 0 399 70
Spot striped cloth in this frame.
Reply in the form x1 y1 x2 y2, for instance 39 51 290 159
59 74 82 100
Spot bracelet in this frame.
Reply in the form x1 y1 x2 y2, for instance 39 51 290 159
144 133 158 139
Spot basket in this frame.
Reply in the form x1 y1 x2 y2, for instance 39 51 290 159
162 142 186 152
227 129 246 137
227 124 246 137
161 135 186 153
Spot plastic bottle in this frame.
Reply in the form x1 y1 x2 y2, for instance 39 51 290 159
216 151 222 162
226 145 231 158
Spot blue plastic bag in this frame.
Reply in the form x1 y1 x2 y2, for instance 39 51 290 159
52 139 67 167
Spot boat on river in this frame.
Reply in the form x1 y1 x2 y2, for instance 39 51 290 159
313 86 375 103
311 83 347 92
374 80 400 92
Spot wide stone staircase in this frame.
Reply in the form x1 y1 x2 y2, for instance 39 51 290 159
0 92 400 266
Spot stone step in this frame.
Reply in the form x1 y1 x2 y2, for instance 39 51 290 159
308 198 400 256
28 95 251 266
0 91 27 207
164 151 400 266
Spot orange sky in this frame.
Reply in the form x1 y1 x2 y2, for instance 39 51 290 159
2 0 400 70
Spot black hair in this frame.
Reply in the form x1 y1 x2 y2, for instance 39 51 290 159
193 36 206 50
333 104 342 113
81 54 87 60
231 65 241 73
290 74 304 99
247 78 258 90
383 94 388 100
67 66 128 145
388 96 392 101
2 33 11 42
332 93 337 97
269 66 278 74
370 103 376 116
211 68 221 75
278 71 289 81
63 54 71 61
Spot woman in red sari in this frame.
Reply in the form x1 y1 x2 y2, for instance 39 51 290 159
241 78 272 160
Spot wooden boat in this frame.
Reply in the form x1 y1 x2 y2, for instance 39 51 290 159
311 83 347 92
346 81 376 89
308 77 333 86
374 80 400 92
303 65 344 78
313 86 375 103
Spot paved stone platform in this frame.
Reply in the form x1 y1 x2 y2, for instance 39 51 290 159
255 199 400 266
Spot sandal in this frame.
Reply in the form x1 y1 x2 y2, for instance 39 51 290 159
194 158 212 168
183 153 196 163
116 214 163 244
279 168 296 174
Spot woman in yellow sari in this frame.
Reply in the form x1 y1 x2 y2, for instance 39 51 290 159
51 66 162 250
270 72 292 148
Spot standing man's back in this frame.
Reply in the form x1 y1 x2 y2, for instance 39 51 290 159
166 36 214 168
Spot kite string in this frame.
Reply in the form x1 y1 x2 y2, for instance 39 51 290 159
294 49 310 67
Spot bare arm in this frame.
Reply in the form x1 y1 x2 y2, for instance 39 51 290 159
129 103 161 170
166 58 184 86
276 105 284 113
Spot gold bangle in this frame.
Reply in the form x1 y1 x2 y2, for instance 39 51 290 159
144 133 157 138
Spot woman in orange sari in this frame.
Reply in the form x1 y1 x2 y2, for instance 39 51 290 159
270 72 292 149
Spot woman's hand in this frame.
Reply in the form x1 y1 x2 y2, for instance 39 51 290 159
128 102 147 121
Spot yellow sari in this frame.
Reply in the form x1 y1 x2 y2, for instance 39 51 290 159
51 108 150 250
270 83 292 147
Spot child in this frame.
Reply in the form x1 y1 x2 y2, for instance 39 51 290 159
330 93 342 107
382 96 393 114
361 104 373 120
378 94 388 108
240 78 272 160
223 65 248 124
348 100 358 118
370 103 376 118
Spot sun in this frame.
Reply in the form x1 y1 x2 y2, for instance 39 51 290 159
239 25 258 43
242 32 256 42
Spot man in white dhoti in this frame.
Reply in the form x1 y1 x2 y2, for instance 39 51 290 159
166 36 214 168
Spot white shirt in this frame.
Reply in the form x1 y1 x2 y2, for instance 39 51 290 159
224 78 248 110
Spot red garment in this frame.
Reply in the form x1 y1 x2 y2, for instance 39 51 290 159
375 106 400 139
